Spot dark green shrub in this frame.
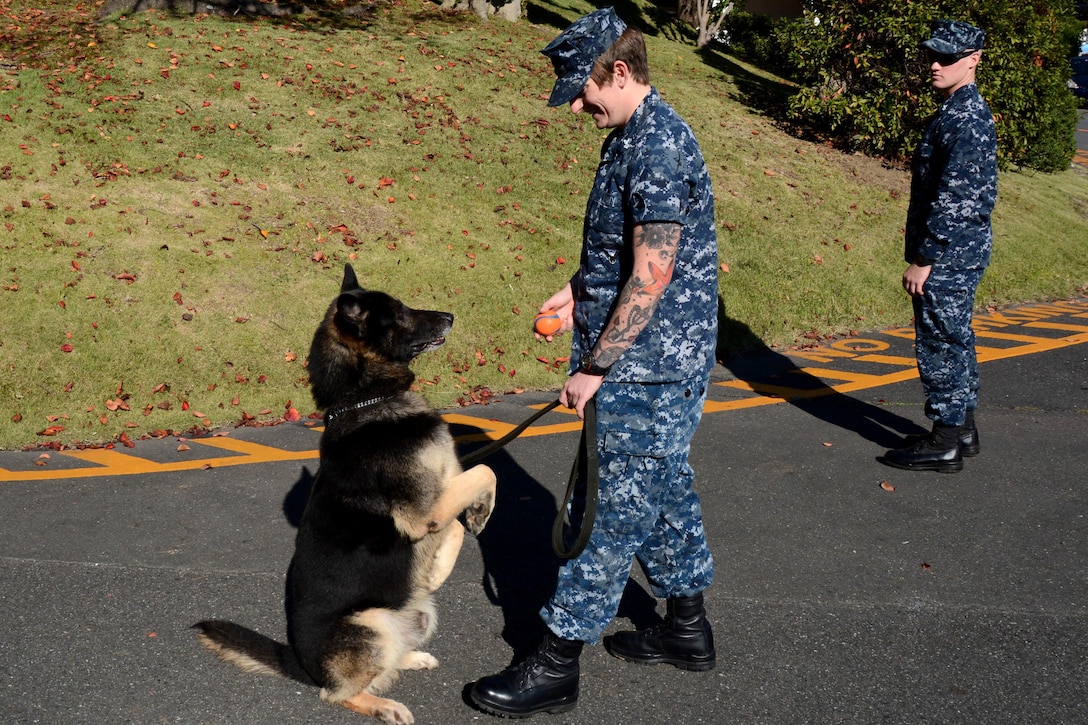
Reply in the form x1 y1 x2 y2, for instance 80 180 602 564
783 0 1080 172
719 10 803 82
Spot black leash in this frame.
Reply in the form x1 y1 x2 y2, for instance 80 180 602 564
550 398 597 560
457 399 561 467
458 398 598 560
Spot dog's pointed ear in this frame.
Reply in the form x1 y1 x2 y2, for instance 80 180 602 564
341 264 363 293
336 293 369 332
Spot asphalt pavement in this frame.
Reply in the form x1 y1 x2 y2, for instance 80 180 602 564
1 301 1086 724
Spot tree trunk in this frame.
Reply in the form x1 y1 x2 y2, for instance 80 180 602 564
677 0 699 25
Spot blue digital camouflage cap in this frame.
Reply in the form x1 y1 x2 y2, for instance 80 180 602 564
921 19 985 54
540 7 627 107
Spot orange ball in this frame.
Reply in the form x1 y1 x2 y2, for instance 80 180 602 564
534 310 562 336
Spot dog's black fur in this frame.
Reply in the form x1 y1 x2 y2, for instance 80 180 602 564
195 264 497 724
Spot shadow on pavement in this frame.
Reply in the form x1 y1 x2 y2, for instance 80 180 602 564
453 421 664 666
716 297 924 449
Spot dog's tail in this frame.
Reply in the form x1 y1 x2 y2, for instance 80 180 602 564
193 620 316 686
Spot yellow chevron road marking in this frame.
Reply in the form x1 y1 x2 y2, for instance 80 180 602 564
4 438 318 482
3 299 1086 482
191 437 319 461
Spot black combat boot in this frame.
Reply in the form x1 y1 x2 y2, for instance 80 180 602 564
603 592 716 671
883 421 963 473
470 630 582 717
903 411 979 457
960 409 980 457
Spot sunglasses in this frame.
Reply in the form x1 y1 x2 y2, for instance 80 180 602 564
925 49 977 66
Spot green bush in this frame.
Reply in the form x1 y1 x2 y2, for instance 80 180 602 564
782 0 1081 172
719 11 801 82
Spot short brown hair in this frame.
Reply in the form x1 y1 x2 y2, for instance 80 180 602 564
590 28 649 86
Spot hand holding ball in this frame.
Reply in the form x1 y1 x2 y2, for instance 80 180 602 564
533 310 562 336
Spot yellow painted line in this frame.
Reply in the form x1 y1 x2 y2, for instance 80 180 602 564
882 327 917 340
4 299 1087 483
192 436 318 461
705 368 922 413
703 396 785 413
795 367 887 384
714 368 920 397
1023 321 1088 334
1020 304 1088 316
971 308 1088 328
974 330 1068 344
974 310 1060 327
787 347 857 363
0 467 121 482
44 438 317 480
854 354 918 366
831 369 922 390
0 448 316 482
976 338 1083 362
444 412 582 443
60 448 167 473
706 306 1087 411
6 449 166 481
717 379 773 394
443 413 520 438
725 381 820 399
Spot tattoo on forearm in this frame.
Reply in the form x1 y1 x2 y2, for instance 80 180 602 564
590 222 681 368
634 261 673 296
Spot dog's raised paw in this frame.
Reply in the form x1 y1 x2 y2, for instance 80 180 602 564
464 491 494 535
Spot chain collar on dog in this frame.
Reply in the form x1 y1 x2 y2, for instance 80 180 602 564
324 396 390 424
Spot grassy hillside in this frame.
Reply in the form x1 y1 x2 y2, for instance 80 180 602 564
2 0 1086 449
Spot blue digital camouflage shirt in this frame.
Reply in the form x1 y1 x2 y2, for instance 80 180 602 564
570 88 718 383
905 82 998 280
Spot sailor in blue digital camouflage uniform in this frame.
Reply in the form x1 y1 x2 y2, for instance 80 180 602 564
470 7 719 718
881 19 998 474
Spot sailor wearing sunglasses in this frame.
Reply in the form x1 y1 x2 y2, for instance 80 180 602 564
882 20 998 474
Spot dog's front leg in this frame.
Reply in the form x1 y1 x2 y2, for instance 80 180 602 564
460 466 497 535
394 464 496 540
425 522 463 592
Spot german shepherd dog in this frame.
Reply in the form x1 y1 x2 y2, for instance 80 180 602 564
194 264 497 724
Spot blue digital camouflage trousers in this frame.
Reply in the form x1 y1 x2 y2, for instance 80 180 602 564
541 376 714 644
913 270 984 427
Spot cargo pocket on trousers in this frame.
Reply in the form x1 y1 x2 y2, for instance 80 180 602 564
600 384 697 459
